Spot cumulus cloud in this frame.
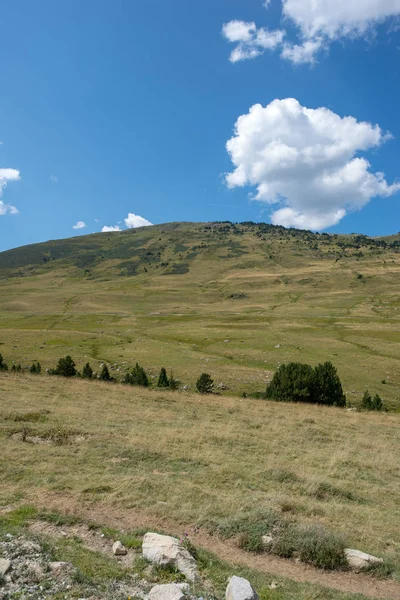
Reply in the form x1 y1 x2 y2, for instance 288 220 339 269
222 20 285 62
223 0 400 64
124 213 153 228
225 98 400 230
102 225 121 232
72 221 87 230
0 168 20 215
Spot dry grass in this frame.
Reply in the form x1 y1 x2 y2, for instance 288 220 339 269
0 373 399 576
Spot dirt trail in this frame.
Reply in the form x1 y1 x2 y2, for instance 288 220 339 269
22 492 400 600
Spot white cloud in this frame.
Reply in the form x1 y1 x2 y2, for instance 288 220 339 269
102 225 121 232
0 168 20 216
50 174 58 184
222 20 285 62
225 98 400 230
124 213 153 228
223 0 400 64
72 220 87 230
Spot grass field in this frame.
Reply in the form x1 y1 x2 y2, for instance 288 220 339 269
0 374 399 583
0 222 400 408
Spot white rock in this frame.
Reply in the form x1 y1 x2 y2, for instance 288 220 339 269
49 561 74 574
0 558 11 577
112 540 128 556
261 535 274 548
345 549 383 571
142 532 199 582
226 576 259 600
148 583 186 600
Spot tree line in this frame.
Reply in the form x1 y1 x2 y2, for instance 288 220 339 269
0 353 385 409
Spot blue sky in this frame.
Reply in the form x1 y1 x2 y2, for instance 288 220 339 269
1 0 400 251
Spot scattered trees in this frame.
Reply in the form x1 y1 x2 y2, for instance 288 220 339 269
266 361 346 406
30 362 41 374
361 390 384 411
196 372 214 394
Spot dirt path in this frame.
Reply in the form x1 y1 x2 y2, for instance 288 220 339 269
23 492 400 600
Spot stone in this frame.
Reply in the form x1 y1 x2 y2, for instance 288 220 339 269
261 535 274 548
112 540 128 556
148 583 186 600
49 561 74 575
142 532 199 582
345 549 383 571
0 558 11 577
226 576 259 600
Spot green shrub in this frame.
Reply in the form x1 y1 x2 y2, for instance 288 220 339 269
11 364 22 373
50 355 77 378
293 524 347 570
124 363 149 387
0 354 8 371
196 373 214 394
266 361 346 406
82 362 93 379
361 390 384 411
157 367 169 388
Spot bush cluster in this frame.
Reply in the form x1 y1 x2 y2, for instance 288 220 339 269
266 361 346 406
361 390 385 411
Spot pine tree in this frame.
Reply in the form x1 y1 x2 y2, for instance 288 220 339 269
50 355 77 377
157 367 169 388
169 372 179 391
30 362 41 374
99 364 112 381
82 362 93 379
196 373 214 394
0 354 8 371
124 363 149 387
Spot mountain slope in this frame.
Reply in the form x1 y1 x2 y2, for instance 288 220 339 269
0 221 399 406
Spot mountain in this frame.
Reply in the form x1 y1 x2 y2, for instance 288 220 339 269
0 221 399 407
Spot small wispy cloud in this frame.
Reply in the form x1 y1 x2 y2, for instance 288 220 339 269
72 220 87 230
223 0 400 65
50 174 58 184
0 168 20 216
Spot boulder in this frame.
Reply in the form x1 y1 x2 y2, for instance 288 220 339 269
142 533 199 582
0 558 11 577
345 549 383 571
148 583 186 600
112 540 128 556
226 576 259 600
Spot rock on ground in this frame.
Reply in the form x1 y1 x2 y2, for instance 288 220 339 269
148 583 187 600
113 540 128 556
142 533 200 582
345 548 383 571
226 576 259 600
0 558 11 577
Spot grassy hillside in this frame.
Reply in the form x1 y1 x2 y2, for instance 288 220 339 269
0 221 400 406
0 374 399 585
